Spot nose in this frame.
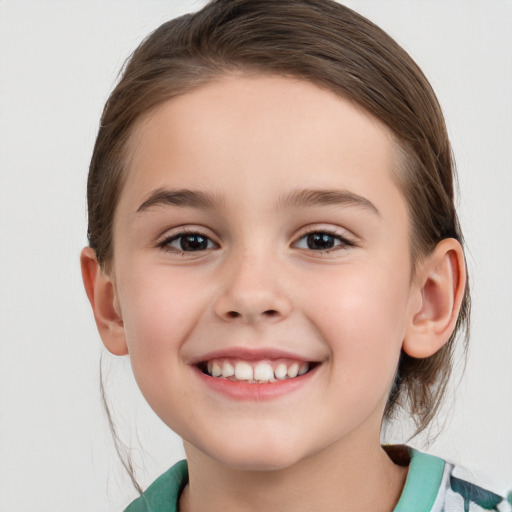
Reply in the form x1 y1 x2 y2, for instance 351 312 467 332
213 250 292 324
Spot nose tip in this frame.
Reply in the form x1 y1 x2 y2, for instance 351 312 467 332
212 247 293 323
213 266 292 323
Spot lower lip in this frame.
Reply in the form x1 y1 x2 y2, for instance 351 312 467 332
193 365 319 401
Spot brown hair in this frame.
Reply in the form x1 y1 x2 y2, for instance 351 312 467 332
88 0 470 441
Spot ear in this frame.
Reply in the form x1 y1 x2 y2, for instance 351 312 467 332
403 238 466 358
80 247 128 356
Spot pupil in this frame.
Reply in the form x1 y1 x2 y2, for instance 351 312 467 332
307 233 334 250
180 235 207 251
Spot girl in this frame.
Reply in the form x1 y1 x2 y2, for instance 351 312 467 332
80 1 511 510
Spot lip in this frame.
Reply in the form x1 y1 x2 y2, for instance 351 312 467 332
192 361 320 401
188 347 314 366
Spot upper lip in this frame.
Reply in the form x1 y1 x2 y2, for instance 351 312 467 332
188 347 320 365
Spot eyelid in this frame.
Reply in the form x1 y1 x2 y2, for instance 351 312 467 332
291 225 357 251
156 226 220 253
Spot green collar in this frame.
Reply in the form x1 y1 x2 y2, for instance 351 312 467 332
124 459 188 512
393 449 445 512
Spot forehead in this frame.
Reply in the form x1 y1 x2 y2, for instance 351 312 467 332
120 74 405 219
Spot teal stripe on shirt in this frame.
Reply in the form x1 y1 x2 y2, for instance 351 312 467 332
393 450 445 512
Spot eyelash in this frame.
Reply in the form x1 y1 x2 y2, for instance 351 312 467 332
293 229 355 253
157 228 355 255
157 229 218 254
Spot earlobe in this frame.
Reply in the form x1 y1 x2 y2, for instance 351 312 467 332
403 238 466 358
80 247 128 356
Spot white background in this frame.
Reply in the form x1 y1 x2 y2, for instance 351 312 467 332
0 1 510 510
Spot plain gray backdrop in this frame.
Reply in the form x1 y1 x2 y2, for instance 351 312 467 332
0 1 511 510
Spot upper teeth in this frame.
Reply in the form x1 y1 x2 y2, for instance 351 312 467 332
206 359 310 383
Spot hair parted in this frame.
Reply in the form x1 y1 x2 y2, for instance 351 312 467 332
88 0 470 437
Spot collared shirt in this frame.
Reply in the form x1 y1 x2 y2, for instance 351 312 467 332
124 449 512 512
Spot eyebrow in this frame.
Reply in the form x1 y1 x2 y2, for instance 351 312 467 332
277 188 380 215
136 188 221 213
136 187 379 216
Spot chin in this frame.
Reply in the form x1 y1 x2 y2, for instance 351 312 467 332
202 436 311 473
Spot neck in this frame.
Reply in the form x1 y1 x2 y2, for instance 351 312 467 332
179 436 408 512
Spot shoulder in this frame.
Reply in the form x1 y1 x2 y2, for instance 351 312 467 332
393 447 512 512
124 460 188 512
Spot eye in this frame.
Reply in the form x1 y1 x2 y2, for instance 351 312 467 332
159 232 217 253
294 231 353 251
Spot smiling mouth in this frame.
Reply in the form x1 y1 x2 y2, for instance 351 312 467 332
199 358 317 384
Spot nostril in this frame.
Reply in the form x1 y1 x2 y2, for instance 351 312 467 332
225 310 278 319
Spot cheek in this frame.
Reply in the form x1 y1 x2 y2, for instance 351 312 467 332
303 262 411 387
118 268 209 368
115 268 214 427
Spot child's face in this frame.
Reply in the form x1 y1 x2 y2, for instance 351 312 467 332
110 75 419 470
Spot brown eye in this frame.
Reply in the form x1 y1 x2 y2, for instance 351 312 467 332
294 231 353 252
306 233 337 250
179 234 209 251
160 232 216 253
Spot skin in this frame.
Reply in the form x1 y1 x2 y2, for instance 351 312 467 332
81 75 466 511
